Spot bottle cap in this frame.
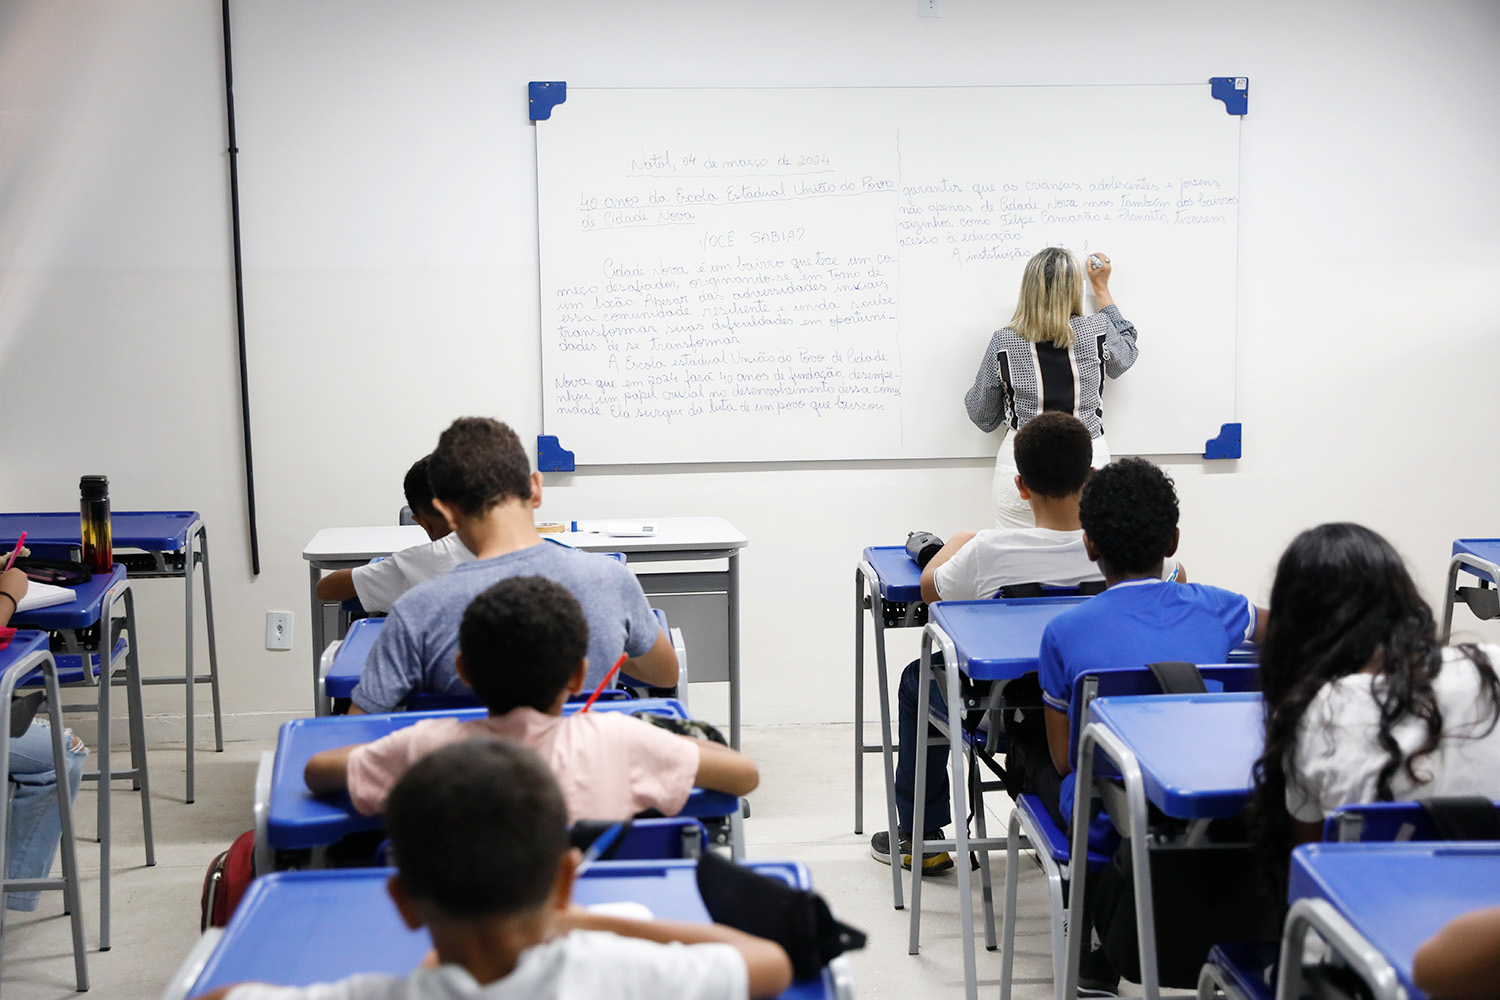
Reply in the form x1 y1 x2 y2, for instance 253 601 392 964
80 475 110 501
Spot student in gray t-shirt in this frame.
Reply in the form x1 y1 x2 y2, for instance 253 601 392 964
349 417 678 714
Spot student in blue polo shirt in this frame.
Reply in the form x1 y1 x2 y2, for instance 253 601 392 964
1006 457 1269 832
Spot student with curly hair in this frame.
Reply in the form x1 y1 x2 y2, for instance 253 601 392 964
1250 524 1500 876
1011 457 1268 831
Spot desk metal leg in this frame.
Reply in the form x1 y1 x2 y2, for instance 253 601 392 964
309 564 325 709
44 660 90 990
123 589 156 869
873 582 903 911
183 532 196 803
908 630 935 956
1441 555 1461 642
96 617 113 951
1066 724 1160 1000
199 525 224 753
728 551 741 751
853 566 864 834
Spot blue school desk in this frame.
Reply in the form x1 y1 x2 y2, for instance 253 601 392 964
1440 538 1500 640
0 510 222 803
9 563 155 952
0 631 88 988
315 607 687 716
908 596 1088 1000
165 862 853 1000
254 698 743 872
1063 692 1263 1000
1280 843 1500 1000
852 545 924 840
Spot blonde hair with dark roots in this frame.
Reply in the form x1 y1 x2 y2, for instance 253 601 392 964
1009 247 1083 348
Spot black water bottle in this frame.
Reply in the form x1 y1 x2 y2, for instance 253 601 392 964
80 475 112 573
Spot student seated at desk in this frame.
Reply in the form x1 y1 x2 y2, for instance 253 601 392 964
1250 523 1500 865
0 564 87 913
1010 456 1267 833
201 740 791 1000
874 414 1180 875
307 576 756 821
350 417 677 714
315 455 475 614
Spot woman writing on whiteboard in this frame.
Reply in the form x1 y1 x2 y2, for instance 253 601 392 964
964 246 1139 528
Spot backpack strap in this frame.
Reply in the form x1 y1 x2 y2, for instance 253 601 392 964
1146 661 1207 695
1420 796 1500 840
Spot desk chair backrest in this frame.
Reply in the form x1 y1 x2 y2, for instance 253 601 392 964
1325 798 1500 843
1068 663 1261 765
398 506 415 526
996 580 1107 600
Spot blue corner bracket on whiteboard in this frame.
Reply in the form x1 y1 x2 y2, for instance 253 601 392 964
529 82 567 121
537 435 575 472
1209 77 1249 116
1204 423 1242 460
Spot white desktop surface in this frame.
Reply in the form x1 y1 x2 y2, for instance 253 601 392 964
302 525 430 562
554 517 747 553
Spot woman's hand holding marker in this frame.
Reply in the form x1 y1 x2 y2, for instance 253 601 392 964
1087 252 1113 307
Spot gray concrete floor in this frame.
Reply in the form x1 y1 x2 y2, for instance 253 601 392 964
0 723 1076 1000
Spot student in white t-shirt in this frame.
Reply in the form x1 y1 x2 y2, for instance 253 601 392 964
872 413 1182 874
316 455 475 613
195 740 792 1000
1250 523 1500 877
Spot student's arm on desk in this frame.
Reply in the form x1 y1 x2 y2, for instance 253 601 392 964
561 907 793 999
304 746 359 795
920 531 976 605
314 569 358 603
625 629 679 688
694 739 759 797
1414 905 1500 1000
1251 606 1269 645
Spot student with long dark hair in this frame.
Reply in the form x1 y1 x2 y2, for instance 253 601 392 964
1251 523 1500 869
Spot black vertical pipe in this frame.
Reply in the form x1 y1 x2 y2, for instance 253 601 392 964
220 0 260 575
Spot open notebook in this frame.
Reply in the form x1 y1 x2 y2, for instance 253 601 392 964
16 582 75 613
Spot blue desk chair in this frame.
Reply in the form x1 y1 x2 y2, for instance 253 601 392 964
1279 843 1500 1000
1001 663 1260 1000
10 564 154 952
0 632 88 990
1325 798 1500 843
165 861 853 1000
1441 539 1500 641
254 699 746 873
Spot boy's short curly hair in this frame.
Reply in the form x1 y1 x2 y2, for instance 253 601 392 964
386 739 567 917
428 417 533 517
1078 457 1179 575
1013 412 1093 498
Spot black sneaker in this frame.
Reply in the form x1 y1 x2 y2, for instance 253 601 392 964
869 830 955 874
1078 946 1121 998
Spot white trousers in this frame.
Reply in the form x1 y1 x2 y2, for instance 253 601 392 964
991 432 1112 529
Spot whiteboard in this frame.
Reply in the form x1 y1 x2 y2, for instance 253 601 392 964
536 85 1240 464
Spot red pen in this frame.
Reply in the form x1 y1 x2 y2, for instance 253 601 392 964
579 653 629 712
3 532 26 573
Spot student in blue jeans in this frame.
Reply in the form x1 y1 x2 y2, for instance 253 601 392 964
0 565 87 911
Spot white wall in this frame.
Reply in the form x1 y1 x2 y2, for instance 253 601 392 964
2 0 1498 740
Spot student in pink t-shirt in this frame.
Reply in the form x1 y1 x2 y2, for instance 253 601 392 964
304 576 758 823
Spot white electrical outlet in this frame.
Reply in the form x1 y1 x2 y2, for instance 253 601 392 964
266 611 294 651
918 0 943 17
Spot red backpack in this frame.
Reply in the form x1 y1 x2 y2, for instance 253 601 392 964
200 830 256 930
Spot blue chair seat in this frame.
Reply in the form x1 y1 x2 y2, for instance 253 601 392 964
1204 941 1278 1000
1017 794 1111 868
18 637 130 687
